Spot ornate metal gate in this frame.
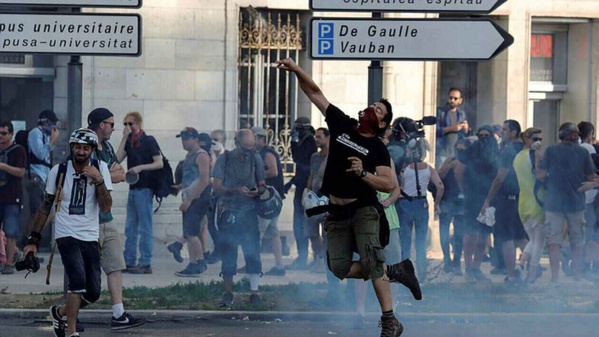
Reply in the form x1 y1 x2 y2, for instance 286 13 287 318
238 8 304 174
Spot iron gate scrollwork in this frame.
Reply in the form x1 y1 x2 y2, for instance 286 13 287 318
238 8 303 175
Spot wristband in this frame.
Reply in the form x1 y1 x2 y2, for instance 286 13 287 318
95 180 105 187
26 231 42 248
360 169 368 178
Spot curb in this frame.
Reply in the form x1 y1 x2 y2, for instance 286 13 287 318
3 309 599 323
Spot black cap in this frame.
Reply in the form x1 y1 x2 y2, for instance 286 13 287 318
38 110 59 123
176 127 199 139
87 108 114 127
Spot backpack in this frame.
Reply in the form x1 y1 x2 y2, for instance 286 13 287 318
150 149 178 213
15 128 52 177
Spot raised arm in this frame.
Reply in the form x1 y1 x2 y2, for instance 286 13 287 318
276 58 330 115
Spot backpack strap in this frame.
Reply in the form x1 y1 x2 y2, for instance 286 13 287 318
54 162 68 212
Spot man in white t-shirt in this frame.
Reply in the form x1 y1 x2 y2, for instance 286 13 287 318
23 128 113 337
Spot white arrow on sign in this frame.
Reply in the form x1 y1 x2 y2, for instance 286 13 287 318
311 18 513 61
0 0 141 8
310 0 506 14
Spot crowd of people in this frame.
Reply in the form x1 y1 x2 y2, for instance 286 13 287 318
1 66 598 337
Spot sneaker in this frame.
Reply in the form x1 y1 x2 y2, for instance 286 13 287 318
1 265 14 274
264 266 286 276
167 242 184 263
50 305 67 337
111 312 146 330
386 259 422 301
175 261 207 277
68 333 80 337
378 316 404 337
249 293 261 305
219 292 234 307
128 265 152 274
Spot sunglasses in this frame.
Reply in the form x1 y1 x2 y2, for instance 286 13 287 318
449 96 461 101
0 131 9 136
102 121 115 128
123 122 135 127
532 137 543 142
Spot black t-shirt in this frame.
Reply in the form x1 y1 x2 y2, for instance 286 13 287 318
498 142 524 196
124 133 161 189
320 104 390 202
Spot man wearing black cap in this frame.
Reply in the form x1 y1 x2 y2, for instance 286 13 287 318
24 110 60 247
88 108 145 330
286 116 317 270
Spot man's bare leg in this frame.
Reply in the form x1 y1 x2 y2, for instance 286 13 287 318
60 294 81 336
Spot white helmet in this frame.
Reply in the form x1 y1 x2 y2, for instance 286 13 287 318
302 188 329 210
69 128 98 147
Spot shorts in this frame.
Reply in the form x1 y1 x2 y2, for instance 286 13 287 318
258 215 280 241
182 198 210 238
325 205 385 280
545 211 584 246
99 222 126 274
218 207 261 276
0 203 20 238
56 236 101 304
493 196 527 241
304 213 325 238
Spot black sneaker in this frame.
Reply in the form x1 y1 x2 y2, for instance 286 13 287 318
249 293 261 305
378 316 404 337
386 259 422 301
128 265 152 274
111 312 146 330
219 292 234 307
123 265 138 273
50 305 67 337
264 266 286 276
167 242 184 263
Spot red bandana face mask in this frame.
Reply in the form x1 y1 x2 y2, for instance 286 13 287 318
356 107 379 135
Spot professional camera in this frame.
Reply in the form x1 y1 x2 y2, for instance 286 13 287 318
391 116 437 144
15 251 40 273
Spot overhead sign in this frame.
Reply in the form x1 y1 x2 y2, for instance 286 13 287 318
0 0 141 8
311 18 513 61
0 13 141 56
310 0 506 14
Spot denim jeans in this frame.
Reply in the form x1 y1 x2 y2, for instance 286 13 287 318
293 186 308 263
124 188 154 266
397 199 429 274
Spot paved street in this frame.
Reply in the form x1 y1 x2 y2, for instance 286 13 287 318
1 312 597 337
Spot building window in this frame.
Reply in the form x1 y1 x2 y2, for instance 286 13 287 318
529 25 568 86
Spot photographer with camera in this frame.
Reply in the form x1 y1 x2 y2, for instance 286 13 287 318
389 118 443 281
23 128 113 337
277 57 421 337
285 117 317 270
